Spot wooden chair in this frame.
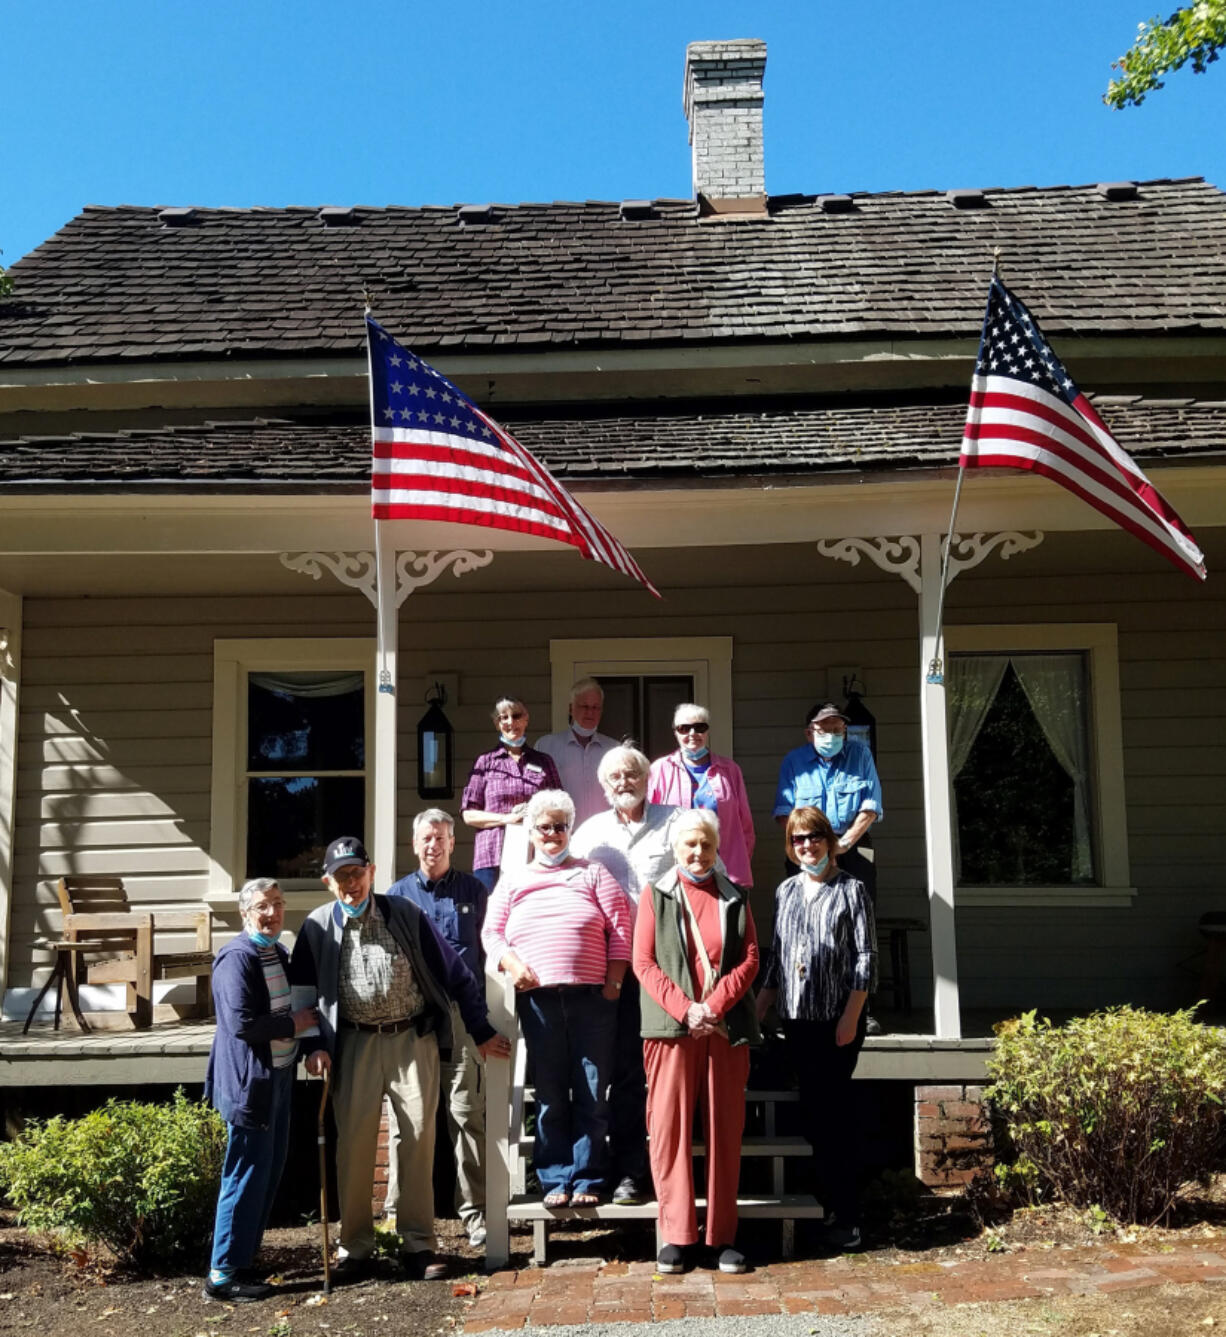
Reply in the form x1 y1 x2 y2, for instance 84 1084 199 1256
56 876 214 1028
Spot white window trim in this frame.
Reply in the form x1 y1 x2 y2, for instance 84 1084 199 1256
945 623 1134 908
209 638 376 910
548 637 734 757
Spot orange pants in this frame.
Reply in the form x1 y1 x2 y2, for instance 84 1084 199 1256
643 1032 750 1248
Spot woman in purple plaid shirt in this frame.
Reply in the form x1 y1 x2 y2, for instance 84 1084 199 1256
462 695 562 892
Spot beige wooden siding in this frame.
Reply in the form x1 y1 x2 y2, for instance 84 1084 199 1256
11 526 1224 1014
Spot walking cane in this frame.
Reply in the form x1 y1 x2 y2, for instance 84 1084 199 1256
317 1067 332 1296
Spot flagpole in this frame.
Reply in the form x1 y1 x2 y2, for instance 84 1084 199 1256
365 299 399 882
926 249 1002 687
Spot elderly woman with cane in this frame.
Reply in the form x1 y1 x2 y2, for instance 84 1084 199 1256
204 878 319 1303
634 809 760 1275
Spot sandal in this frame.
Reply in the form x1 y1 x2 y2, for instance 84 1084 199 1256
543 1190 570 1208
570 1191 601 1207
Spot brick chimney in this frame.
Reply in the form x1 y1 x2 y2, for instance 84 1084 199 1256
683 39 767 217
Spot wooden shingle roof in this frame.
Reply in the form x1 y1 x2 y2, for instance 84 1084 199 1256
4 179 1226 368
2 396 1222 491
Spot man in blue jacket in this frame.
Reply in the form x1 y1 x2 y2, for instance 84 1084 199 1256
386 809 490 1249
291 836 509 1283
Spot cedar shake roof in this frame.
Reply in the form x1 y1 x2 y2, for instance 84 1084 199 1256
2 396 1222 491
3 179 1226 368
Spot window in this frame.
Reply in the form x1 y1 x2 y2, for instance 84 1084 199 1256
209 640 375 906
597 674 694 759
548 638 733 758
944 624 1132 907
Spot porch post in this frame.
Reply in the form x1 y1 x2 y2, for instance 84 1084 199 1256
0 590 21 1000
918 533 961 1038
373 529 399 881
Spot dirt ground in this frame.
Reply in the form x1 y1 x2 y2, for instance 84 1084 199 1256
3 1192 1226 1337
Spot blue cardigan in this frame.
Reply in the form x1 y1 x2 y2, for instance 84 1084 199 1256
204 934 297 1131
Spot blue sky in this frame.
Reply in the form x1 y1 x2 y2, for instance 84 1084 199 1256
3 0 1224 266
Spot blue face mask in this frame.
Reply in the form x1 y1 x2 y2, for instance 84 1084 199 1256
536 845 571 867
684 866 714 883
339 895 369 919
247 928 281 948
813 731 844 758
683 745 710 762
499 732 524 748
800 853 830 879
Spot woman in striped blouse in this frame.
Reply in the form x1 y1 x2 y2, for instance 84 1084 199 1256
756 807 877 1253
482 789 634 1207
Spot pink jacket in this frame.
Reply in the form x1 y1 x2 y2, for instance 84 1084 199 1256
646 750 756 886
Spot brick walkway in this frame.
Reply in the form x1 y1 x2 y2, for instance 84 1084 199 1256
461 1243 1226 1330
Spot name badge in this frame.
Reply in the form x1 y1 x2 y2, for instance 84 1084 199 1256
525 764 544 775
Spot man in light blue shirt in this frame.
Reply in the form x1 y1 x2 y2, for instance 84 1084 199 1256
773 702 883 903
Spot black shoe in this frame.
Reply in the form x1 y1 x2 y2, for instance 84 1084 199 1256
401 1250 448 1281
714 1246 747 1274
816 1219 862 1252
330 1254 374 1285
202 1276 273 1303
612 1176 648 1206
656 1243 687 1274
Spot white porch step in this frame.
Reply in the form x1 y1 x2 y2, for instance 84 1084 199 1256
507 1191 823 1222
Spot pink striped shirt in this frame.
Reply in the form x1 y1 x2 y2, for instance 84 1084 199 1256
482 858 634 987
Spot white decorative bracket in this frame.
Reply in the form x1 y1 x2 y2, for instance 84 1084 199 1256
815 536 922 592
815 532 1043 592
279 549 494 607
942 531 1044 581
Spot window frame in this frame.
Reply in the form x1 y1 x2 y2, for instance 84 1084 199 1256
548 637 734 757
208 638 376 908
945 623 1134 908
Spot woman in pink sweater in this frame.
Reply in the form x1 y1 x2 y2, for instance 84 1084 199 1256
648 703 756 886
482 789 634 1207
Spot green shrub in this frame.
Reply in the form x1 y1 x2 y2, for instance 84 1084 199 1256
0 1089 226 1268
986 1006 1226 1225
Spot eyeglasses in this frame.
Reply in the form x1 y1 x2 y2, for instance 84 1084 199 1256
331 865 368 882
675 723 709 735
789 833 828 848
533 822 570 836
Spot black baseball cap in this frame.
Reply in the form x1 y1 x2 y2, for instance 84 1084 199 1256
806 702 849 726
323 836 370 876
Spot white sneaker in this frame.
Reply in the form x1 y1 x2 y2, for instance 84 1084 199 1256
467 1220 487 1249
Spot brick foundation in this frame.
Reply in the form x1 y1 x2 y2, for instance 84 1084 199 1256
373 1098 391 1217
914 1083 994 1189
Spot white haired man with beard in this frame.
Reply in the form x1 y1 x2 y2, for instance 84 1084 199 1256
570 745 687 1207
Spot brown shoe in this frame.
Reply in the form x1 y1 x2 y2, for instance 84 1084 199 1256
402 1250 447 1281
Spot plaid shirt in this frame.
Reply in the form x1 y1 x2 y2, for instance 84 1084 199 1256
336 903 425 1025
461 745 561 870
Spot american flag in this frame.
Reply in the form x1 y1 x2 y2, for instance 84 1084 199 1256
367 316 659 596
960 278 1205 582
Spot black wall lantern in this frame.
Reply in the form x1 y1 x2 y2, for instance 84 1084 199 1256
842 673 878 759
417 682 455 799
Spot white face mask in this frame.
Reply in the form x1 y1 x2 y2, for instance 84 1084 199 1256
537 845 571 867
571 721 597 738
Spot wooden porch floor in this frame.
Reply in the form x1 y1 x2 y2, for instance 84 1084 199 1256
0 1008 1009 1087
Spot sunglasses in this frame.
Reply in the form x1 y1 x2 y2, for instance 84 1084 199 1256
789 832 828 848
534 822 570 836
675 723 709 735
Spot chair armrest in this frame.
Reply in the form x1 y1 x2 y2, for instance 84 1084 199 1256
149 910 210 931
64 912 153 933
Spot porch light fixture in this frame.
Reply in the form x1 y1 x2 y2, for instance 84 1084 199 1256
417 682 455 799
843 674 878 759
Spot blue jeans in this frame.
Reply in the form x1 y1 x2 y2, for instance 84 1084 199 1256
209 1065 295 1274
517 985 616 1196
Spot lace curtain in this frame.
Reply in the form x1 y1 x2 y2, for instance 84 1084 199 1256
947 652 1093 883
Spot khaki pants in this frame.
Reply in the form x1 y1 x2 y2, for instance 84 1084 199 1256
387 1003 485 1229
335 1023 440 1258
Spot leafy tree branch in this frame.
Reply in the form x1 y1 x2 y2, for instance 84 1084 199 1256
1105 1 1226 107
